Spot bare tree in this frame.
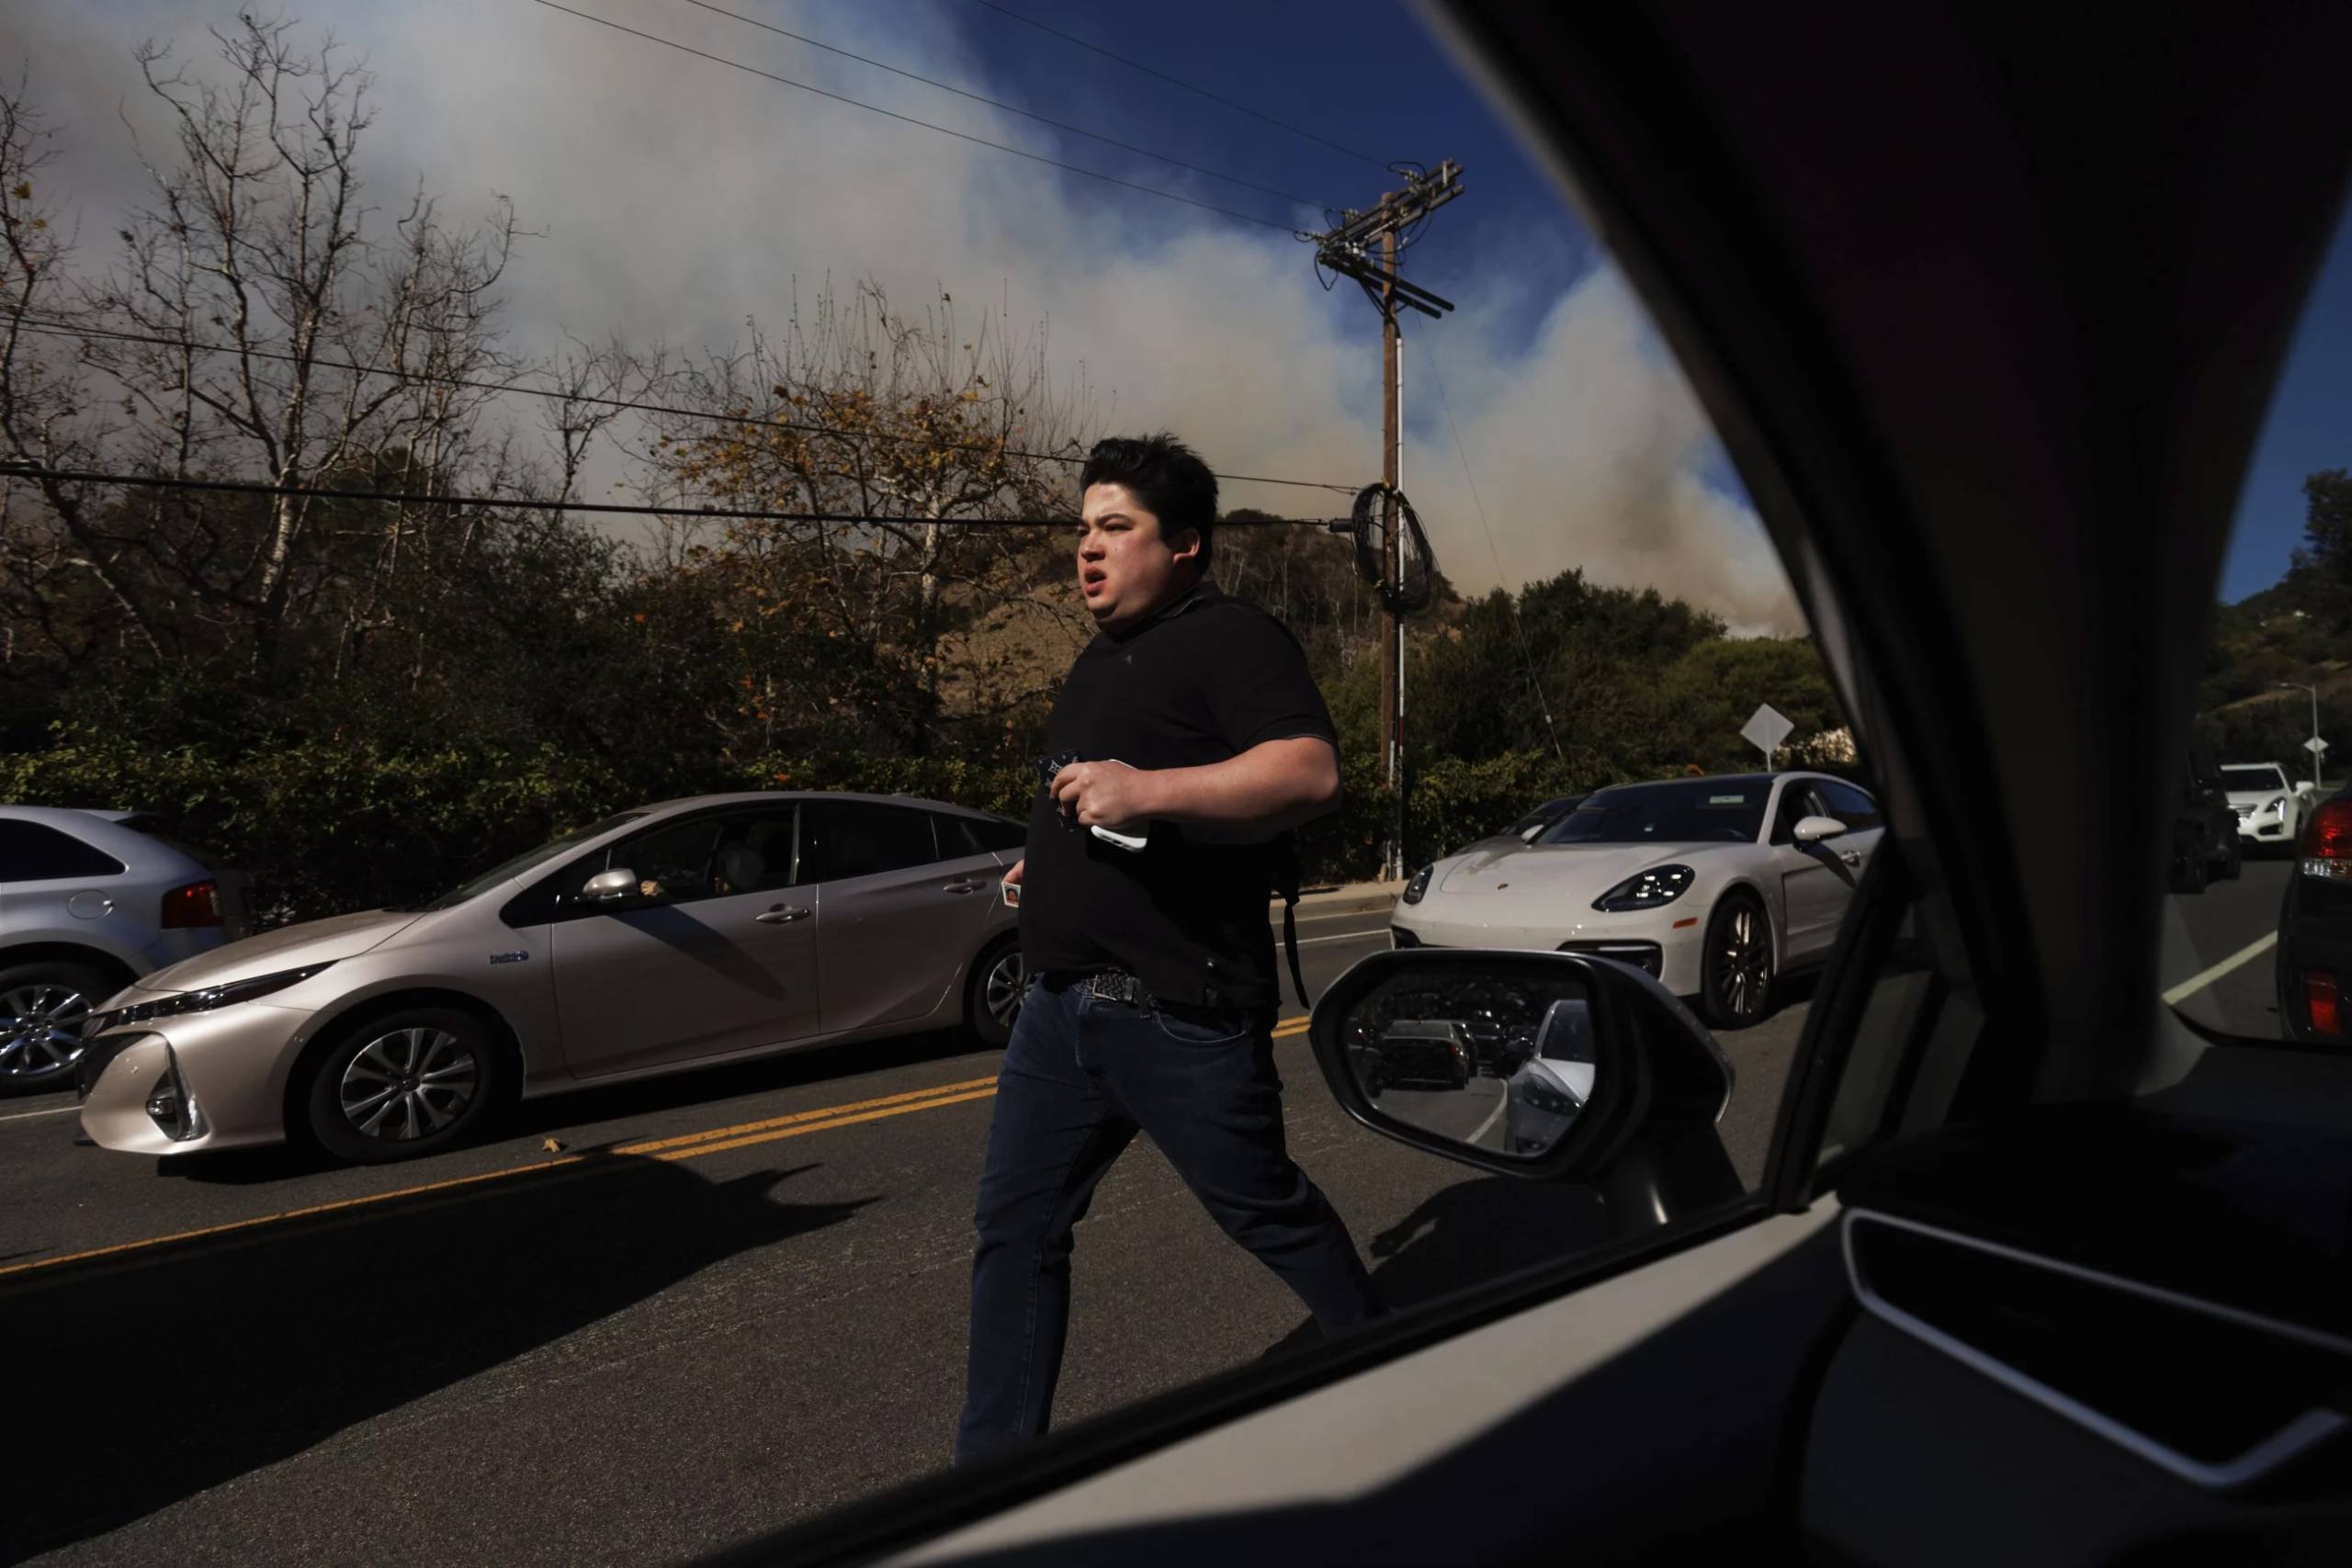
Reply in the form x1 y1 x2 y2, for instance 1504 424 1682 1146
647 279 1095 754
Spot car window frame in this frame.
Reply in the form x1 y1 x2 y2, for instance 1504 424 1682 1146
796 798 944 886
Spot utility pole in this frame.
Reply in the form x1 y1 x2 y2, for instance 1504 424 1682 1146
1306 160 1464 882
1381 225 1403 883
2278 681 2324 792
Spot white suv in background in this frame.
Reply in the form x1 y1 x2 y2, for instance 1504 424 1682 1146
0 807 253 1093
2220 761 2316 852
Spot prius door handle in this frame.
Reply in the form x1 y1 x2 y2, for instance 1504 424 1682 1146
757 904 812 924
942 879 987 895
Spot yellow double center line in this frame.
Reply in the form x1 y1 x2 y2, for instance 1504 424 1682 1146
2 1019 1319 1285
0 1076 1001 1283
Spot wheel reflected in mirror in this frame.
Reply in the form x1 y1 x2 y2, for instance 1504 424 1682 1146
1337 969 1597 1161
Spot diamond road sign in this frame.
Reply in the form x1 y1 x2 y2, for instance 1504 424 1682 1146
2307 737 2330 755
1741 704 1794 765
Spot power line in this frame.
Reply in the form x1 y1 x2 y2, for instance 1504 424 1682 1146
1424 340 1566 763
673 0 1330 210
0 462 1341 526
4 315 1357 493
966 0 1386 171
529 2 1296 233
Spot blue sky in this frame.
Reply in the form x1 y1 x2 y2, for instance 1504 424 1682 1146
2231 203 2352 601
956 0 2346 604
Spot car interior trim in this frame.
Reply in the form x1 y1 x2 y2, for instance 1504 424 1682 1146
1841 1207 2351 1492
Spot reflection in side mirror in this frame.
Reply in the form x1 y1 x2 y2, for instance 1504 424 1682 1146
582 866 638 904
1311 949 1741 1227
1793 815 1849 844
1336 973 1597 1163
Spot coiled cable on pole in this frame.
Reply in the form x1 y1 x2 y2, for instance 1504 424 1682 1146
1329 481 1436 616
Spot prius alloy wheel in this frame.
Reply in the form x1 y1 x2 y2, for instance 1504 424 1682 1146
969 942 1026 1048
305 1008 501 1163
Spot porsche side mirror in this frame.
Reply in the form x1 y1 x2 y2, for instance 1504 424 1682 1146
1793 815 1849 844
582 867 639 903
1310 949 1743 1232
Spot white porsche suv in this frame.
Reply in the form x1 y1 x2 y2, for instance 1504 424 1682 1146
1390 773 1883 1029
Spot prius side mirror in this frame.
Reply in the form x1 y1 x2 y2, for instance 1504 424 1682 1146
1793 815 1849 844
582 867 639 903
1310 949 1742 1232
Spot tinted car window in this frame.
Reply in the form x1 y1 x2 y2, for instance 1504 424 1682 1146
711 809 799 895
801 801 940 882
936 813 1023 858
1769 782 1833 844
0 820 129 880
607 818 728 905
1816 780 1882 831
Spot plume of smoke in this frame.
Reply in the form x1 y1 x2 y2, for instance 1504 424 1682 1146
8 0 1802 633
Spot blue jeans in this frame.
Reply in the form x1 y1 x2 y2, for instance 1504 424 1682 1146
955 975 1382 1463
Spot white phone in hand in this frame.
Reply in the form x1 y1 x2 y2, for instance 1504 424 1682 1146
1089 759 1150 852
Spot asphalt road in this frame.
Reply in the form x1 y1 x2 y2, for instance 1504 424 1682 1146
3 859 2281 1567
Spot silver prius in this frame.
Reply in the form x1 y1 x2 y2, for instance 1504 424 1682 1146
74 792 1025 1164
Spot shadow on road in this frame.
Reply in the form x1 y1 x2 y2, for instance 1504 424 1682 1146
1261 1175 1610 1359
162 1024 992 1188
0 1155 871 1560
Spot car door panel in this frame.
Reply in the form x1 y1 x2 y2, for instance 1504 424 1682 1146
799 800 1001 1035
550 890 821 1077
550 810 820 1077
815 852 1001 1033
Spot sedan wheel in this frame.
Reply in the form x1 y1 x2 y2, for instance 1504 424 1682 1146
305 1009 500 1163
969 942 1025 1048
1701 895 1775 1029
0 965 103 1093
341 1027 481 1142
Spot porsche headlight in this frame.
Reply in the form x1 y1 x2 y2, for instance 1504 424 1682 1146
1402 864 1434 905
87 963 334 1032
1591 864 1695 912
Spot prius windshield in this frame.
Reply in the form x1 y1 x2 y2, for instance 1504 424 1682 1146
1538 781 1770 845
407 813 647 911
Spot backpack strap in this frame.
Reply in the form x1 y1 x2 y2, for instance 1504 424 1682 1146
1272 833 1310 1010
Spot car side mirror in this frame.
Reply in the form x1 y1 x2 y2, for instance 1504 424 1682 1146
1520 822 1545 841
1793 815 1849 844
582 867 639 904
1310 949 1743 1231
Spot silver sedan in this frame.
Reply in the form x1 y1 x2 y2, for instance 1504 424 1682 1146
74 792 1024 1163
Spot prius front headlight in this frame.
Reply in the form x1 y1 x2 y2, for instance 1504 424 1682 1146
88 963 334 1032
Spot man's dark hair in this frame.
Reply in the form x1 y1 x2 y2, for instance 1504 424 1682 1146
1080 433 1219 569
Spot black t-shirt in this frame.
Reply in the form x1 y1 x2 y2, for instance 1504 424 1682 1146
1019 581 1335 1010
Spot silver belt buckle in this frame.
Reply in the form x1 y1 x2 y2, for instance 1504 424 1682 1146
1089 971 1143 1006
